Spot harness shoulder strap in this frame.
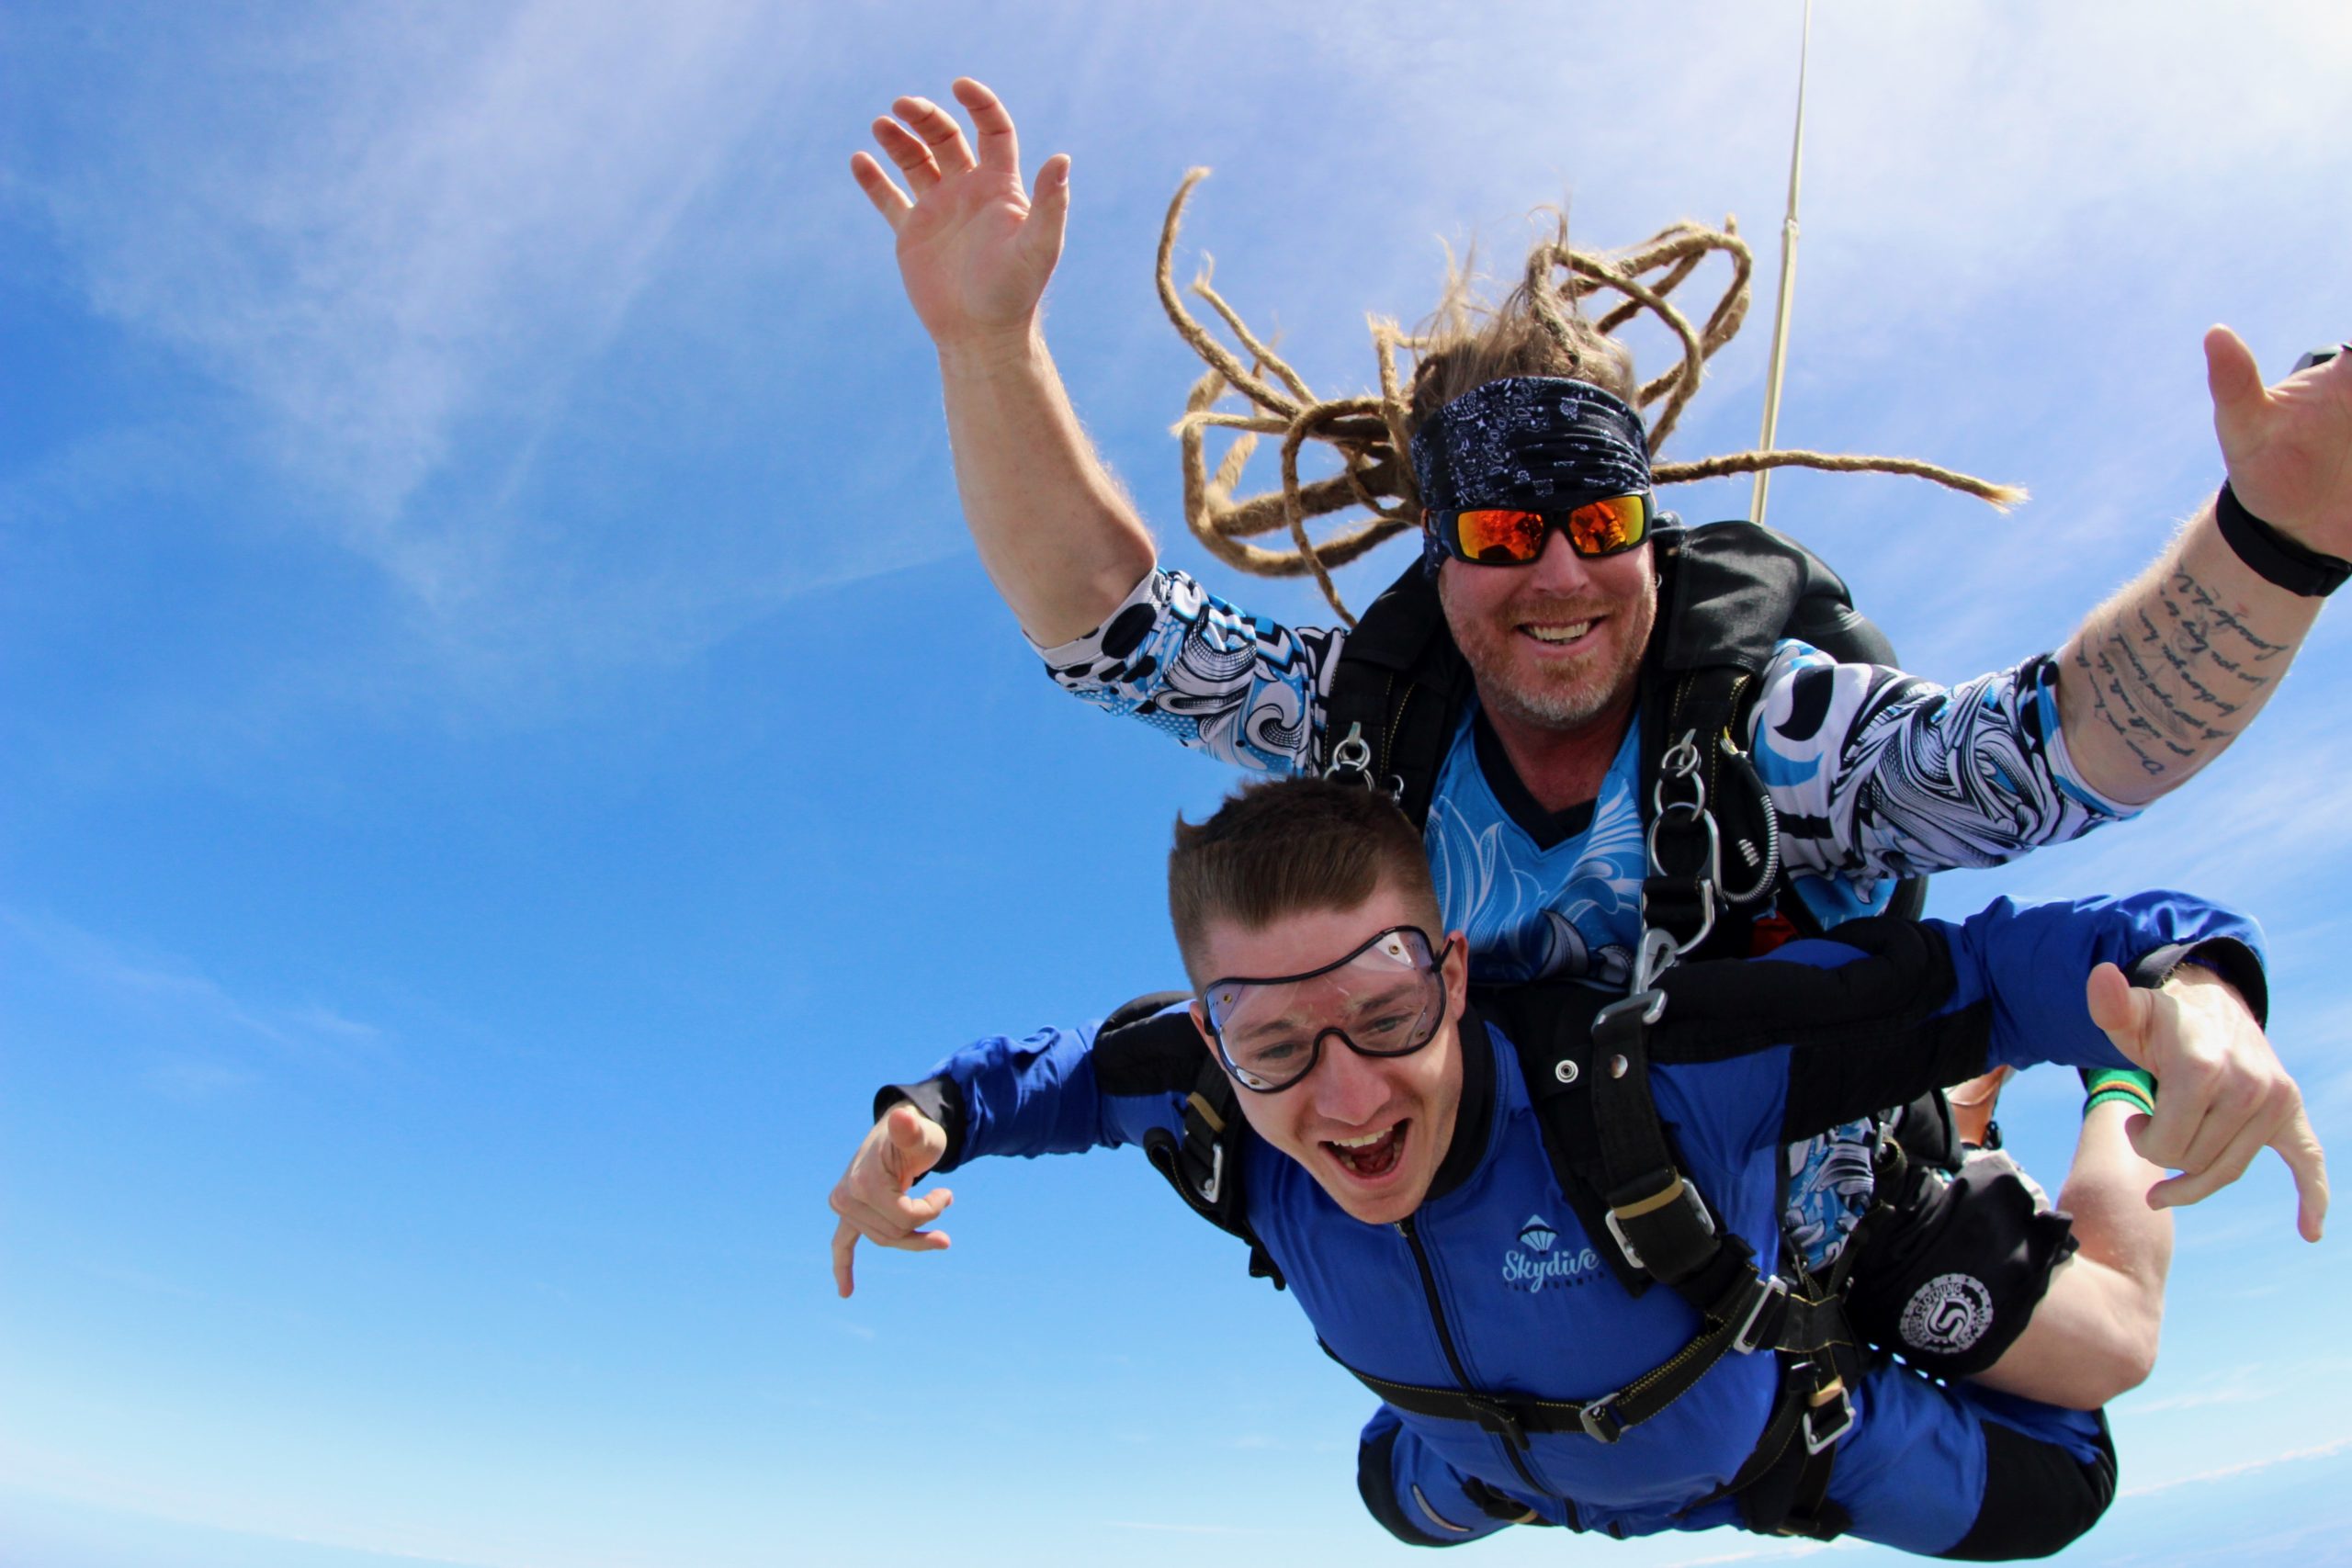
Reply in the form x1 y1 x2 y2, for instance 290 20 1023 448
1481 985 1805 1334
1096 995 1288 1292
1320 561 1473 827
1641 522 1927 952
1478 985 1651 1299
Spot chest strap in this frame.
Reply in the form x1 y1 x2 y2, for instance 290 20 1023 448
1321 1265 1849 1451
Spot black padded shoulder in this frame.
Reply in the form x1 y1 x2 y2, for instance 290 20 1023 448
1091 993 1205 1098
1655 520 1894 675
1638 919 1993 1145
1319 561 1472 828
1644 917 1960 1060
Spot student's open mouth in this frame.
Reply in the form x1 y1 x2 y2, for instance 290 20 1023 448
1324 1122 1408 1180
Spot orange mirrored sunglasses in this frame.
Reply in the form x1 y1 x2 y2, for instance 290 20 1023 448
1428 492 1654 565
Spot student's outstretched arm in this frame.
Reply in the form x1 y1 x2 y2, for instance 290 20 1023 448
828 1013 1195 1295
853 78 1157 645
2054 331 2352 804
1728 895 2323 1235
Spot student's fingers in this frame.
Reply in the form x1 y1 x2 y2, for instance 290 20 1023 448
2167 1056 2268 1179
882 1103 946 1185
888 1186 954 1232
832 1216 862 1298
892 95 977 177
872 116 943 192
849 152 913 229
2085 964 2154 1071
2146 1112 2268 1213
2278 1110 2330 1242
878 1223 953 1255
831 1175 953 1239
955 77 1020 175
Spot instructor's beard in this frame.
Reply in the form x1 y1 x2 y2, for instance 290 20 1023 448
1438 565 1658 737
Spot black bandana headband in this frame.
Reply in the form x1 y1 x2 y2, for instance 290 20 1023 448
1410 377 1655 572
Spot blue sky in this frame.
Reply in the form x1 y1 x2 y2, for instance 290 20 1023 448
5 4 2352 1563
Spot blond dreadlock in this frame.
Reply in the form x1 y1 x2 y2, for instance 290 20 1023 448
1159 172 2025 626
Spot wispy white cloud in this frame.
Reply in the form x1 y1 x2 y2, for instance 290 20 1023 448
25 2 801 605
2120 1432 2352 1498
0 906 388 1086
2132 1364 2276 1415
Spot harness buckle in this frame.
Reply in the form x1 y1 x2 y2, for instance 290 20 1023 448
1602 1176 1714 1275
1731 1274 1789 1355
1464 1397 1532 1451
1196 1141 1225 1206
1577 1398 1625 1445
1802 1376 1853 1455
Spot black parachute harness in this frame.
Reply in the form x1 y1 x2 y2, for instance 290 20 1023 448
1146 522 1968 1538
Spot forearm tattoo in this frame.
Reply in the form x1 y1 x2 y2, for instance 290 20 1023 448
2073 568 2289 777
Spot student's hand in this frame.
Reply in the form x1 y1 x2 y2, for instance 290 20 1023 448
2086 960 2328 1240
830 1102 954 1298
850 77 1071 355
2207 326 2352 555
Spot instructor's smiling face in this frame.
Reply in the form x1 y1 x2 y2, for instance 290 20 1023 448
1439 529 1657 737
1189 882 1470 1227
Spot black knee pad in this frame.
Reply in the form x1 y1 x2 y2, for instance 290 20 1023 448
1844 1155 2078 1378
1939 1413 2117 1560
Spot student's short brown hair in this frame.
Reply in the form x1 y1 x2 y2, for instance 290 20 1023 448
1168 778 1442 983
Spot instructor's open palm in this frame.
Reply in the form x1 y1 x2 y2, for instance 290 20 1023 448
852 78 1070 351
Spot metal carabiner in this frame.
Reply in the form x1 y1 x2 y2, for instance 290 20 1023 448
1628 927 1680 995
1324 721 1374 784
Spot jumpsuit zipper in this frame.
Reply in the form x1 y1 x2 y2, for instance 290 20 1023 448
1394 1214 1562 1510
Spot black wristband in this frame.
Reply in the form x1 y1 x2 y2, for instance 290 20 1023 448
2214 482 2351 597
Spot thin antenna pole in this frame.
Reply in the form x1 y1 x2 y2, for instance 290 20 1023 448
1751 0 1813 527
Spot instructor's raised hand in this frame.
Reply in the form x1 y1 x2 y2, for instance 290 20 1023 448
852 79 1071 354
2206 326 2352 557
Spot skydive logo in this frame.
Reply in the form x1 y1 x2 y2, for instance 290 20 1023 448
1501 1214 1601 1294
1900 1272 1996 1355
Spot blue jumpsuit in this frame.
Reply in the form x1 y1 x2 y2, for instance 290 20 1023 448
888 894 2260 1554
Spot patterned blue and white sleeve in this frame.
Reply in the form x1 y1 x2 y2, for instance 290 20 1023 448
1030 567 1347 775
1747 639 2143 884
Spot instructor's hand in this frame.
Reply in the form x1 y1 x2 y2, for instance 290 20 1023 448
850 77 1071 354
830 1102 954 1298
2207 325 2352 555
2086 960 2328 1241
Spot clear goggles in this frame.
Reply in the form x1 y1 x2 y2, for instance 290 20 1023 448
1200 926 1453 1093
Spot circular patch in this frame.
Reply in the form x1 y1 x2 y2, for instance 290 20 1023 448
1899 1272 1996 1355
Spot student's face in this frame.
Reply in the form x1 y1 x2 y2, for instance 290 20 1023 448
1437 531 1657 737
1190 884 1470 1227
